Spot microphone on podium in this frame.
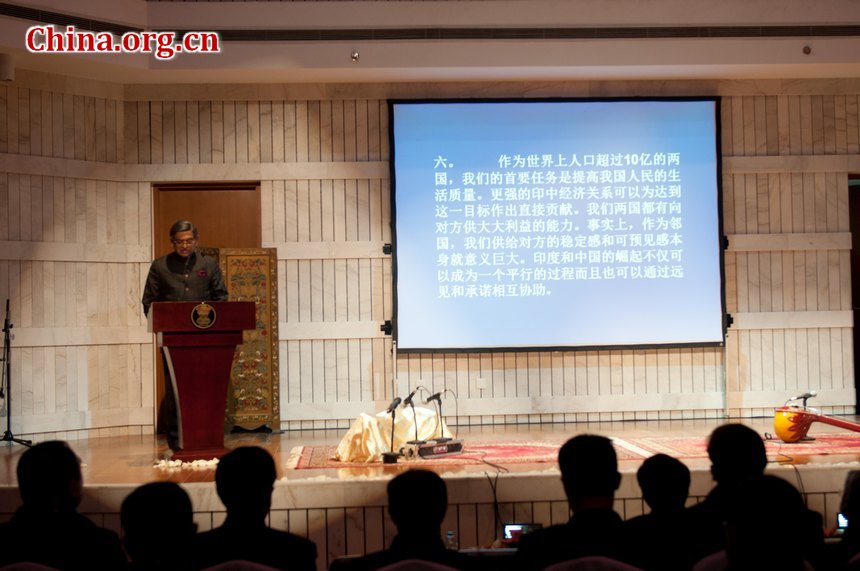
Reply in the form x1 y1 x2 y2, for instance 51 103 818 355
424 392 442 404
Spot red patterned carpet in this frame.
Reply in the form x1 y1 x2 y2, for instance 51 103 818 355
620 432 860 460
289 441 571 469
289 433 860 469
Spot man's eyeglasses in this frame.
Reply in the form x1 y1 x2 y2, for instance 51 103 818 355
172 239 197 245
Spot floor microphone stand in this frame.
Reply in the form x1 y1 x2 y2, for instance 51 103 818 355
382 400 400 464
1 299 31 447
405 395 425 446
399 386 427 448
433 397 451 443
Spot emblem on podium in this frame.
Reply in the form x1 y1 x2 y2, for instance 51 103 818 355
191 302 216 329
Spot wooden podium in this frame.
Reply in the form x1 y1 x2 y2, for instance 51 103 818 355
150 301 256 461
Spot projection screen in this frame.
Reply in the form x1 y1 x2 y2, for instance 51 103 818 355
390 98 725 352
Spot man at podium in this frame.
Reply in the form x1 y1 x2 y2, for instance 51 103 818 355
142 220 228 315
142 220 228 449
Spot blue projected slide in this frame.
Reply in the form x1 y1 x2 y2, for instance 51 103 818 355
391 99 724 351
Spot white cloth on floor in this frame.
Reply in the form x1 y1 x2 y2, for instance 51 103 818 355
334 405 450 462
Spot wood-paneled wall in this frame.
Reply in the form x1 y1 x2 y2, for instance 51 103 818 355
1 74 859 437
0 80 152 438
722 93 859 417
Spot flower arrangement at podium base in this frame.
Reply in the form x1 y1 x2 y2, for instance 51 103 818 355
334 406 451 463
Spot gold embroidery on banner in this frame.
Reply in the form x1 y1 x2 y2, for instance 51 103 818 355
219 248 280 431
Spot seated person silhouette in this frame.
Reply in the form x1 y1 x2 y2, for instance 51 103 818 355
823 470 860 569
693 475 821 571
121 481 198 571
193 446 317 571
625 454 698 571
329 469 474 571
687 423 824 569
515 434 632 571
685 423 769 562
0 440 128 570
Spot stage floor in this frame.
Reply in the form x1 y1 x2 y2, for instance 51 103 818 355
0 417 751 486
1 416 859 570
1 416 859 485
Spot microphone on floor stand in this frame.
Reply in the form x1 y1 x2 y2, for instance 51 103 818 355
402 388 420 407
785 390 817 408
1 299 31 447
407 388 464 458
425 391 450 443
386 397 402 414
403 387 426 445
382 397 402 464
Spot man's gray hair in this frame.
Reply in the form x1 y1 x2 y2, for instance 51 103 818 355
169 220 199 239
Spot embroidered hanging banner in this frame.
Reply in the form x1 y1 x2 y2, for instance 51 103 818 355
219 248 280 431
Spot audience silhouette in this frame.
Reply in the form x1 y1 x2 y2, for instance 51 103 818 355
685 423 769 563
0 440 128 570
3 423 840 571
192 446 317 571
692 475 820 571
824 470 860 570
515 434 631 571
686 423 825 570
329 469 474 571
625 454 697 571
121 481 198 570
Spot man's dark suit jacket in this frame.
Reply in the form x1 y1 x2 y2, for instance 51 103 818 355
328 534 475 571
0 505 128 570
194 521 318 571
514 508 630 571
